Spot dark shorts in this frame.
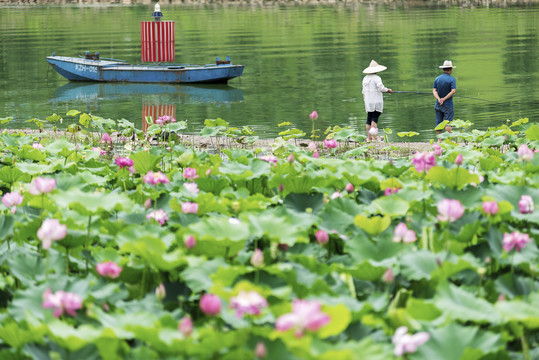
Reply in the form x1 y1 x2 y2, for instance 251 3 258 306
366 111 381 126
435 102 454 126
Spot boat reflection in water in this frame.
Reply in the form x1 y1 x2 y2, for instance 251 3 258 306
51 82 244 132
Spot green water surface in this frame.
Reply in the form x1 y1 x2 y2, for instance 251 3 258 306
0 3 538 141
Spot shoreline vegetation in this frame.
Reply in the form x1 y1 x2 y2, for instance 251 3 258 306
1 0 539 6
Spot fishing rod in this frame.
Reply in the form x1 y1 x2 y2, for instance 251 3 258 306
393 91 489 102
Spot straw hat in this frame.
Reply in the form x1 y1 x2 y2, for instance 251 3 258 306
363 60 387 74
439 60 456 69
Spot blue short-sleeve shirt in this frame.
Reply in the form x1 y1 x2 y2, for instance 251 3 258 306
433 73 456 106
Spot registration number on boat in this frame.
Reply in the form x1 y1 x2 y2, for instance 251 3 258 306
75 64 98 73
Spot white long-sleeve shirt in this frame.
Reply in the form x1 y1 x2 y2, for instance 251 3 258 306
362 74 388 113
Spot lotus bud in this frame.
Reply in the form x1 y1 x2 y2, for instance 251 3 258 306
345 183 354 193
178 316 193 336
184 235 196 249
315 230 329 245
200 294 221 316
455 153 463 166
287 153 295 163
382 268 395 283
143 198 152 209
255 342 267 358
309 111 318 121
250 249 264 268
155 283 166 300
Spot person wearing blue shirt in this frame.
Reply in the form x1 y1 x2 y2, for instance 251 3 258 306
433 60 456 140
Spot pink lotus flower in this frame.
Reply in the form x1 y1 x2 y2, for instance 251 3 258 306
518 195 534 214
260 155 278 165
323 139 338 149
184 235 196 249
411 152 436 172
436 199 465 222
384 187 401 196
312 151 320 158
503 231 531 252
517 144 534 162
330 191 343 200
309 111 318 121
146 209 168 225
155 115 176 125
251 248 265 268
184 182 199 194
255 342 267 358
2 192 23 214
42 289 83 318
368 127 378 136
392 223 417 243
143 171 170 185
91 147 106 156
455 153 463 166
382 268 395 283
96 261 123 279
230 290 268 317
433 144 443 156
307 142 317 152
392 326 430 357
200 293 222 316
29 177 56 195
37 218 67 250
178 316 193 336
275 299 331 337
181 202 198 214
316 230 329 245
183 167 199 180
345 183 354 193
115 157 134 169
155 283 166 300
482 201 499 215
101 133 112 143
33 142 44 150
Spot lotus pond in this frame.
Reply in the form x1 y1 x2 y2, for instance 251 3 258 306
0 112 538 359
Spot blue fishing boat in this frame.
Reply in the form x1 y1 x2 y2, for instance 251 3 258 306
46 4 244 84
46 55 244 84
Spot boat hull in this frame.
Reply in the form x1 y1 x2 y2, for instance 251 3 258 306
46 56 244 84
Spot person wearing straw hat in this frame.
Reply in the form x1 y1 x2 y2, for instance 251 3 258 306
362 60 393 142
433 60 456 140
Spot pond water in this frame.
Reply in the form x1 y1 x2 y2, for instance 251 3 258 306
1 3 538 141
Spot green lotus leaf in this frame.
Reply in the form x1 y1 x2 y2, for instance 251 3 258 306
425 166 480 190
219 159 270 181
400 250 438 281
130 151 161 175
45 138 76 154
186 216 250 258
318 338 388 360
247 211 310 246
480 136 505 147
318 197 360 234
405 297 442 321
495 298 539 329
318 304 351 338
0 320 46 349
397 131 420 137
11 145 47 162
46 321 101 352
52 188 134 215
413 323 503 360
525 123 539 140
0 166 28 186
494 272 534 299
372 196 410 217
434 282 501 324
205 118 229 127
15 162 55 176
353 214 391 235
345 231 400 262
200 126 225 137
